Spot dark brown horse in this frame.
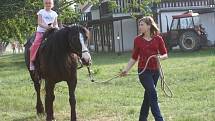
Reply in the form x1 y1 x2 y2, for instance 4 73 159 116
24 25 91 121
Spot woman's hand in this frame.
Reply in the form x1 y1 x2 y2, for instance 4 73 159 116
158 54 168 60
120 58 136 77
119 70 128 77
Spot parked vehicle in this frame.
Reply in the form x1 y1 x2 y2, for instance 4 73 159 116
162 11 209 51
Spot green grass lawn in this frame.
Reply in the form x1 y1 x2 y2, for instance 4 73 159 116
0 48 215 121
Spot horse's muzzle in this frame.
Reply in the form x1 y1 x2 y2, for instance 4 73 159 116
81 58 91 66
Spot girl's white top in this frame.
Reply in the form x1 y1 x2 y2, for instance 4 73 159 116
36 9 58 32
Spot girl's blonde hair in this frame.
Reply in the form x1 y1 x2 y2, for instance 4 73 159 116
139 16 160 36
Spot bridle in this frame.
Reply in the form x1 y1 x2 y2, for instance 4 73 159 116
76 27 91 69
69 25 89 59
77 50 90 69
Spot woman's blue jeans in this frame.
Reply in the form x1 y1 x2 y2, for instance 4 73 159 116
138 69 164 121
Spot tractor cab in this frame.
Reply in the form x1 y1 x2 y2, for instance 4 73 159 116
163 10 208 51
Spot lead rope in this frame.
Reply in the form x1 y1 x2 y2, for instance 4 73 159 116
86 55 157 84
87 66 120 84
156 56 173 98
87 55 173 97
134 54 173 97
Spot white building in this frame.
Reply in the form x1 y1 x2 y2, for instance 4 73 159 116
79 0 215 52
79 0 144 52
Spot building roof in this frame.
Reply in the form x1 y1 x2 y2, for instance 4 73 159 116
172 11 199 19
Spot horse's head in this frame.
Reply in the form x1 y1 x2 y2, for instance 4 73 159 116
68 25 91 65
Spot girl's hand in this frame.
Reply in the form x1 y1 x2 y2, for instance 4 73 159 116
48 23 52 26
47 23 53 29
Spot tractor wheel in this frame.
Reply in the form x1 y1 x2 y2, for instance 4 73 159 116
179 31 201 51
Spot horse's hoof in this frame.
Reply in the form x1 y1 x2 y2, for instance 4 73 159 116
36 106 45 115
46 119 56 121
36 109 45 115
37 111 45 116
46 117 55 121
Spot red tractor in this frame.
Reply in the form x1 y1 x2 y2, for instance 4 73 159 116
162 11 208 51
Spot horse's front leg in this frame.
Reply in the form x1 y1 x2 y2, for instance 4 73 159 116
45 81 55 121
30 71 44 114
67 77 77 121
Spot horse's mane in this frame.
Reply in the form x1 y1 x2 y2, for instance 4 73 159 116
40 25 85 77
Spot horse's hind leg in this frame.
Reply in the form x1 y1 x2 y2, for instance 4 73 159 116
67 79 77 121
45 81 55 121
30 72 44 114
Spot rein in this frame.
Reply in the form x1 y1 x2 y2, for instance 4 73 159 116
77 50 90 69
87 54 173 98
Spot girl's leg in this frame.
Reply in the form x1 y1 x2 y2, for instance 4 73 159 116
29 32 43 70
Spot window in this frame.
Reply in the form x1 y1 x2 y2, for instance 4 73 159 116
171 19 179 30
180 17 194 29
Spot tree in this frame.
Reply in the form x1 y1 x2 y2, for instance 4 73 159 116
0 0 41 46
0 0 155 50
122 0 160 17
0 0 99 50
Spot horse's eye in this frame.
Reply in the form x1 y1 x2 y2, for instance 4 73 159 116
83 35 88 41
